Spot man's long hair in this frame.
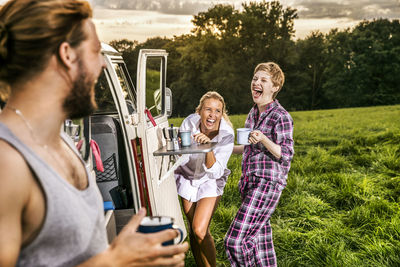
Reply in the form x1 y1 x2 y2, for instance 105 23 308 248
0 0 92 88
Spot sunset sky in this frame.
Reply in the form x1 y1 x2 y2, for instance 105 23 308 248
90 0 400 42
1 0 399 42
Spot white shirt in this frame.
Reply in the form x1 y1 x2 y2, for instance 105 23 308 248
174 113 234 202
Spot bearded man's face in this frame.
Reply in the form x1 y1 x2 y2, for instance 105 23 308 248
63 58 98 119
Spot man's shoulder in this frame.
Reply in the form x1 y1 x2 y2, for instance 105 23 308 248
0 139 26 162
0 141 33 266
0 140 33 198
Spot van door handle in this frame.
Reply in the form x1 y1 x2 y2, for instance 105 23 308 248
144 108 157 127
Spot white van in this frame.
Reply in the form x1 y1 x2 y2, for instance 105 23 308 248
70 43 215 242
72 44 189 241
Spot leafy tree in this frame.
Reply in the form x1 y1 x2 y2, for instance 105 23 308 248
168 34 214 116
323 19 400 108
169 1 298 115
322 28 353 108
291 31 328 110
347 19 400 106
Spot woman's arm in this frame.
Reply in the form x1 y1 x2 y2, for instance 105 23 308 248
248 114 294 161
192 132 217 168
205 151 216 169
249 131 281 159
274 114 294 164
232 145 244 154
202 134 234 178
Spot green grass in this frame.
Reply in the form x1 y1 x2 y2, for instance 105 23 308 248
170 104 400 266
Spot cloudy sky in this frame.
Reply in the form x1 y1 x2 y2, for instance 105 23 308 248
1 0 399 42
90 0 400 42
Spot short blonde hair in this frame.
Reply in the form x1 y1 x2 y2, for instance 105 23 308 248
254 62 285 100
195 91 233 129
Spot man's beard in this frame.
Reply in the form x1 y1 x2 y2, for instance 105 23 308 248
63 60 98 119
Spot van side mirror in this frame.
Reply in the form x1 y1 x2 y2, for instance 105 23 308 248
165 87 172 117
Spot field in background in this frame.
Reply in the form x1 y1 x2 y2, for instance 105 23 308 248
169 105 400 266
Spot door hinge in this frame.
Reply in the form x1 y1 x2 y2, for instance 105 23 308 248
125 114 139 125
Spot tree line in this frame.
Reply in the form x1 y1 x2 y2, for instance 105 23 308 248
109 1 400 116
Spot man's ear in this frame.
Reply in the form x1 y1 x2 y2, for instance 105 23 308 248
58 42 78 69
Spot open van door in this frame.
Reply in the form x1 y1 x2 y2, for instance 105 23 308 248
87 45 186 241
133 50 187 237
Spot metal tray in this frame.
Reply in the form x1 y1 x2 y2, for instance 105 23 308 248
153 142 217 156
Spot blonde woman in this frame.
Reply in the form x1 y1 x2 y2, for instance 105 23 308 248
175 91 234 267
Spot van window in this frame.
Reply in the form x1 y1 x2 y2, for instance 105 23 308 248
146 57 164 118
95 70 117 114
113 63 137 114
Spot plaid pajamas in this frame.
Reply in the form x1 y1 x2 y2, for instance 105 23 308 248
225 178 282 266
225 100 294 266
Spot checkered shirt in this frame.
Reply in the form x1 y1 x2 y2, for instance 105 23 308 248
240 100 294 195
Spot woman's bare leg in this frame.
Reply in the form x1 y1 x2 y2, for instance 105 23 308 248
181 197 205 266
191 196 221 267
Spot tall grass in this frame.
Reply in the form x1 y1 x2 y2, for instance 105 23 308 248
170 104 400 266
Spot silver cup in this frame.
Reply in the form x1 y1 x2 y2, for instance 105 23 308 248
163 127 180 150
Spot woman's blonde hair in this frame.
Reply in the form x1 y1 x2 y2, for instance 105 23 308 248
195 91 233 129
254 62 285 100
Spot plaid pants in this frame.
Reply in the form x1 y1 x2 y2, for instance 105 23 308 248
224 177 282 266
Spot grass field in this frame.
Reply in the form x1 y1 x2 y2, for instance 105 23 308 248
169 104 400 267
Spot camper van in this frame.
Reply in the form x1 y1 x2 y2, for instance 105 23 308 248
66 44 216 242
65 43 188 241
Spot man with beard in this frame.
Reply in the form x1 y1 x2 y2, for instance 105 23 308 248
0 0 188 266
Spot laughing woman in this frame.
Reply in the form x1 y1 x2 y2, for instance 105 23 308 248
224 62 294 266
174 91 234 267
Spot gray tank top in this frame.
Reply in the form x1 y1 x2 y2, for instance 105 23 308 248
0 122 108 267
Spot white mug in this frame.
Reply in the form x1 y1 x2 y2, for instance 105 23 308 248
237 128 251 145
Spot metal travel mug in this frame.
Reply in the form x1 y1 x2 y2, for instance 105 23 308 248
179 130 191 147
138 216 184 246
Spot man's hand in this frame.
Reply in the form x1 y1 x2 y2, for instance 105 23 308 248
80 208 188 267
193 133 211 144
108 208 188 266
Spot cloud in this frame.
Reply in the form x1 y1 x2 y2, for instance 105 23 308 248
93 0 212 15
93 8 193 42
296 0 400 20
93 0 400 19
